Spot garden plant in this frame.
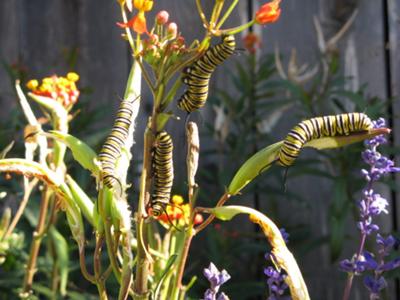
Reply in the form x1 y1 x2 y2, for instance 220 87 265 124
0 1 399 299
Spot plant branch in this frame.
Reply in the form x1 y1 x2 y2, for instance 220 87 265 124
194 192 231 234
22 187 52 296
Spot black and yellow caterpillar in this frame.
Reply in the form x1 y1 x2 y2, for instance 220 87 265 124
178 35 236 113
278 112 373 167
98 97 136 189
151 131 174 216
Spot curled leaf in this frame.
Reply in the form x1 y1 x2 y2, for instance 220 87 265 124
211 205 309 300
304 127 390 150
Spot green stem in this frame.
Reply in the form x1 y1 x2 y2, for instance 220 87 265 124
99 189 122 283
196 0 209 28
94 234 109 300
216 0 239 29
210 0 225 30
223 20 256 35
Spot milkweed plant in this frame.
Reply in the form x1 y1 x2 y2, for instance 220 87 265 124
0 1 398 299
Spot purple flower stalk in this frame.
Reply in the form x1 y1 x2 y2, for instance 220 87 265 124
340 118 400 300
264 265 289 300
203 263 231 300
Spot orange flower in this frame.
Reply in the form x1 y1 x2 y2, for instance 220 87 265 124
117 12 147 34
243 32 261 53
255 0 281 25
155 195 203 229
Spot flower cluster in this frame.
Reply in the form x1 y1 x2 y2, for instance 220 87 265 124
340 118 400 298
141 11 186 67
156 195 203 229
264 266 289 300
26 72 80 110
203 263 231 300
264 229 289 300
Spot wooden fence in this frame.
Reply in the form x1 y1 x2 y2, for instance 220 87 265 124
0 0 399 299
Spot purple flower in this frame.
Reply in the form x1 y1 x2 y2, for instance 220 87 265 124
264 258 289 299
364 275 387 295
376 234 397 256
203 263 231 300
279 228 290 243
340 118 400 299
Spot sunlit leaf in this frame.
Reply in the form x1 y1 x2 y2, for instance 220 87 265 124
227 141 282 195
44 130 99 174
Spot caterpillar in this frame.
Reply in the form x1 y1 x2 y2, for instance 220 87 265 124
98 97 137 190
178 35 236 113
151 131 174 217
277 112 373 167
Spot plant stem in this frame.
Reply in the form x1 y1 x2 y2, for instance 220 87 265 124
195 0 209 28
194 192 231 234
216 0 239 29
3 178 38 240
94 234 109 300
22 187 52 296
134 128 153 297
210 0 225 30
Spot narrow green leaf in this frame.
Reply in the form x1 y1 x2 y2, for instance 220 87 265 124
227 141 282 195
66 175 94 226
45 130 99 174
153 254 178 299
49 227 69 296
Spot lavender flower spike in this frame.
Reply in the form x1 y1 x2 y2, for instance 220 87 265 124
203 263 231 300
340 117 400 300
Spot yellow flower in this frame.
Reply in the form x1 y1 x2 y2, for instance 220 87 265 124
26 79 39 91
134 0 153 12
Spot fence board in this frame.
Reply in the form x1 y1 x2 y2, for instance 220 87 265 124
0 0 398 299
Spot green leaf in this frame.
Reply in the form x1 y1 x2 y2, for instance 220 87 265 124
49 227 69 296
44 130 99 174
153 254 178 299
66 175 94 226
304 128 390 150
227 141 282 195
210 206 253 221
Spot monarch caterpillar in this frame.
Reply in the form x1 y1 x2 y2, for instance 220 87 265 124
98 97 137 190
178 35 236 113
278 112 373 167
151 131 174 217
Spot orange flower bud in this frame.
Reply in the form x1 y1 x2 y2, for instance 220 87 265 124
255 0 281 25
